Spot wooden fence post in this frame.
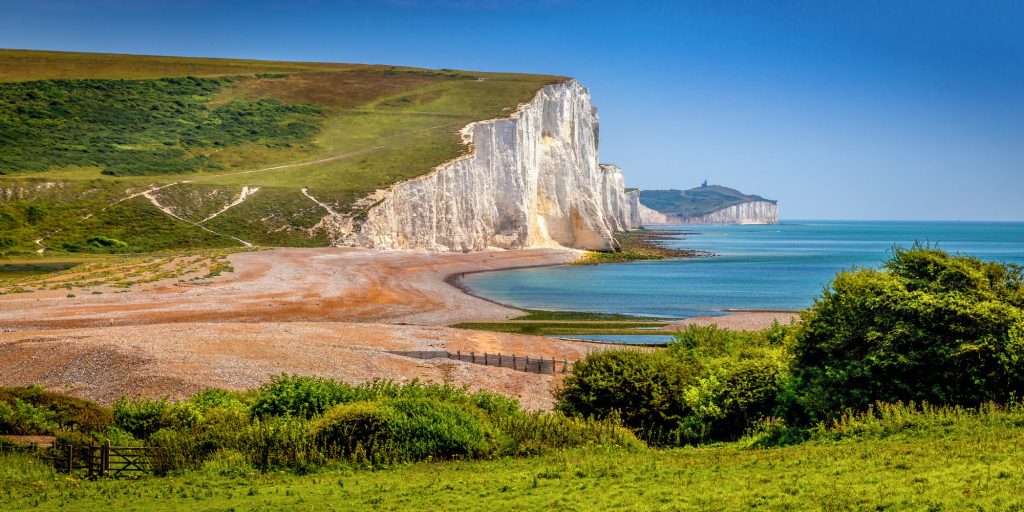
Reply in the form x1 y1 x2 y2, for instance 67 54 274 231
102 440 111 477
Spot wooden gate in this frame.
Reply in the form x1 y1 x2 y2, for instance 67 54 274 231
42 442 152 478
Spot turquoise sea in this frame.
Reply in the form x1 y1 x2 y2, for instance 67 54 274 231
463 221 1024 319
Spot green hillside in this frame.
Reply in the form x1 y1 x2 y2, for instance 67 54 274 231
640 184 775 218
0 49 562 256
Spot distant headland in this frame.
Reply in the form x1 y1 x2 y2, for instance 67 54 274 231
638 183 778 224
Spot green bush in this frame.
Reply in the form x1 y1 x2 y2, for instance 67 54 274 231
495 411 642 455
312 400 395 463
0 386 113 433
250 375 360 419
86 235 127 250
792 245 1024 420
187 388 249 412
0 399 57 435
242 415 320 471
313 398 495 465
113 398 201 439
557 325 793 445
556 350 691 441
677 356 788 444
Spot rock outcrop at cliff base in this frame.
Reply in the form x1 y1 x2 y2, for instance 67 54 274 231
329 79 640 252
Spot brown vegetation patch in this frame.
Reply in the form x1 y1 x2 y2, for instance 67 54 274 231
217 71 442 109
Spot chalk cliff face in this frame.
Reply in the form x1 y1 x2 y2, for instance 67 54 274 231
638 203 670 225
335 79 639 251
650 200 778 225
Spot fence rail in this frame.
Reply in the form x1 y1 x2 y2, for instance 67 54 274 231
389 350 570 374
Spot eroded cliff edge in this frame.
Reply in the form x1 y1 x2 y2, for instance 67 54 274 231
324 79 640 251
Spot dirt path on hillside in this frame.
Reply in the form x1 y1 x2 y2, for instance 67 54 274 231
0 248 590 409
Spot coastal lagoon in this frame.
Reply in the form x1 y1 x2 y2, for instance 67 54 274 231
465 221 1024 319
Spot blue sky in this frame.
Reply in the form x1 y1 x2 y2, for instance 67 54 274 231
2 0 1022 220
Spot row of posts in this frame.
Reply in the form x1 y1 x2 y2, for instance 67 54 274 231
452 350 569 373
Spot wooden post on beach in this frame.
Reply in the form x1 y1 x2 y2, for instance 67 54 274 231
471 352 475 363
513 354 517 370
562 359 569 373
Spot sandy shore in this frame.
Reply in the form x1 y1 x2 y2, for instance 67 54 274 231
0 321 615 410
0 248 595 409
0 247 575 329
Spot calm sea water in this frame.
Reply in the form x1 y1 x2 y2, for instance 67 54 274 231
465 221 1024 319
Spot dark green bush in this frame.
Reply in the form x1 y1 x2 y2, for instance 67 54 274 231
312 398 495 465
86 235 128 250
312 400 395 463
556 350 690 440
242 416 320 471
0 386 112 433
113 397 201 438
557 325 792 445
0 399 57 435
250 375 360 419
187 388 249 412
792 245 1024 420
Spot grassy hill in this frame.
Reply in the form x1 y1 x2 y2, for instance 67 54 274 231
640 185 775 218
0 49 562 256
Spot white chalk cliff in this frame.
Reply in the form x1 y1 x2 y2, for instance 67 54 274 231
330 79 640 252
638 203 670 225
647 200 778 225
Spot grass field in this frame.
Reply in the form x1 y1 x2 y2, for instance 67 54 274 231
452 309 674 337
4 404 1023 511
0 49 562 255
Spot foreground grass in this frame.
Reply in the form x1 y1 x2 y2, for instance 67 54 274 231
4 428 1023 511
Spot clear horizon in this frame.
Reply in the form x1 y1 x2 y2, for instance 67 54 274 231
2 0 1021 221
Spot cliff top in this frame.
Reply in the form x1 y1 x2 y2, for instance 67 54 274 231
0 49 564 255
640 185 776 217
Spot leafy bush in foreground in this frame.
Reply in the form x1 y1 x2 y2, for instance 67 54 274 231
555 350 690 441
313 398 495 464
793 245 1024 420
557 325 791 445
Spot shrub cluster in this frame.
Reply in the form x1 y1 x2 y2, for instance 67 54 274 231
0 386 113 434
557 324 789 445
793 244 1024 420
2 377 638 475
557 246 1024 446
